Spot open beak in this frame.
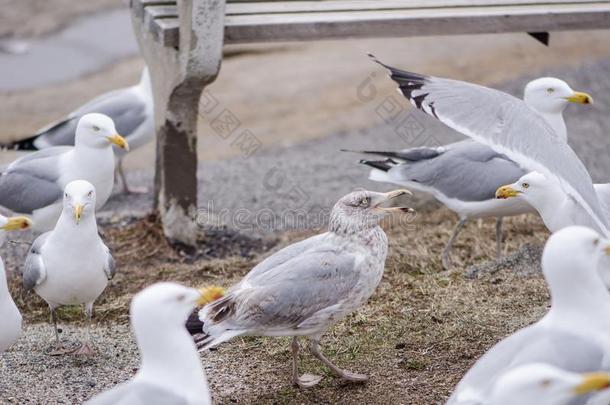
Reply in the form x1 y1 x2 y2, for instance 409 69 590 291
1 215 32 231
374 189 415 213
196 285 226 306
74 204 83 224
496 185 520 199
565 91 593 105
573 372 610 395
107 134 130 151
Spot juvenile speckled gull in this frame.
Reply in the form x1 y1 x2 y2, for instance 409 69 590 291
86 283 213 405
22 180 115 355
354 77 591 268
2 68 152 194
370 54 609 236
0 214 32 353
490 363 610 405
447 227 610 405
187 189 413 388
0 113 129 232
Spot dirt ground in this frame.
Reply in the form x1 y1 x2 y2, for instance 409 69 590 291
1 1 609 404
1 209 551 404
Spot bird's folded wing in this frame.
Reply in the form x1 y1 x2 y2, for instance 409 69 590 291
102 244 116 280
22 233 50 290
372 57 609 235
85 381 189 405
229 248 360 329
33 89 147 147
0 149 67 213
447 326 606 404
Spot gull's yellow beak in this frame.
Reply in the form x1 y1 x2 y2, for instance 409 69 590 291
1 216 32 231
375 189 415 213
604 245 610 256
196 285 226 306
74 204 83 224
573 372 610 395
565 91 593 105
495 185 520 199
107 134 130 151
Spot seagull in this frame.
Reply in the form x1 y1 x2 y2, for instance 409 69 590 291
22 180 115 355
369 54 609 236
447 226 610 404
490 363 610 405
187 189 413 388
1 67 152 194
0 113 129 232
0 214 32 353
496 172 606 233
354 77 591 268
85 282 213 405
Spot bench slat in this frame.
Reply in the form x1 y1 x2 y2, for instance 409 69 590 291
143 1 610 47
226 0 608 15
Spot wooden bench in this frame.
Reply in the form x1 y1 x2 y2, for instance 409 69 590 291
129 0 610 245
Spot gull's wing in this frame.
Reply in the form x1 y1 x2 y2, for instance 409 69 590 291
378 141 526 202
0 147 69 213
371 55 609 235
102 243 116 280
6 87 148 150
201 245 359 333
447 326 607 405
22 233 50 290
85 381 190 405
594 183 610 222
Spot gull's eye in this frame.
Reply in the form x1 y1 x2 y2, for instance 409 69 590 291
594 238 600 246
522 182 529 189
176 294 186 302
64 192 69 198
360 197 370 207
546 88 555 94
87 190 94 198
540 379 553 388
92 125 101 132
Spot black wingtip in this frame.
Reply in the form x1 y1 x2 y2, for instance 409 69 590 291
185 311 204 336
0 136 40 151
359 158 396 172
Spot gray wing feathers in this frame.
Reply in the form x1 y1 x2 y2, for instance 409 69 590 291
203 248 359 331
388 141 525 201
0 147 68 213
448 327 606 404
376 60 609 234
103 244 116 280
22 233 50 290
86 381 189 405
35 89 147 147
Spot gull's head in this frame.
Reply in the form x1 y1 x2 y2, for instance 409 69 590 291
75 113 129 151
542 226 609 289
495 171 551 206
491 363 610 405
329 189 414 233
524 77 593 114
131 282 213 328
63 180 96 224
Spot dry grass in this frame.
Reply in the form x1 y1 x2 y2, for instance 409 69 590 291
7 208 552 403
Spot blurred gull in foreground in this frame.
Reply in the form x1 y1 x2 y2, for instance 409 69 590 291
0 214 32 353
86 282 213 405
0 113 129 232
188 189 413 388
2 68 151 194
22 180 115 355
370 54 609 236
355 76 591 269
447 227 610 404
490 363 610 405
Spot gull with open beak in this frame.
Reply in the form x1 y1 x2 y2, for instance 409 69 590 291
0 214 32 353
187 189 413 388
0 113 129 232
86 283 215 405
22 180 115 356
